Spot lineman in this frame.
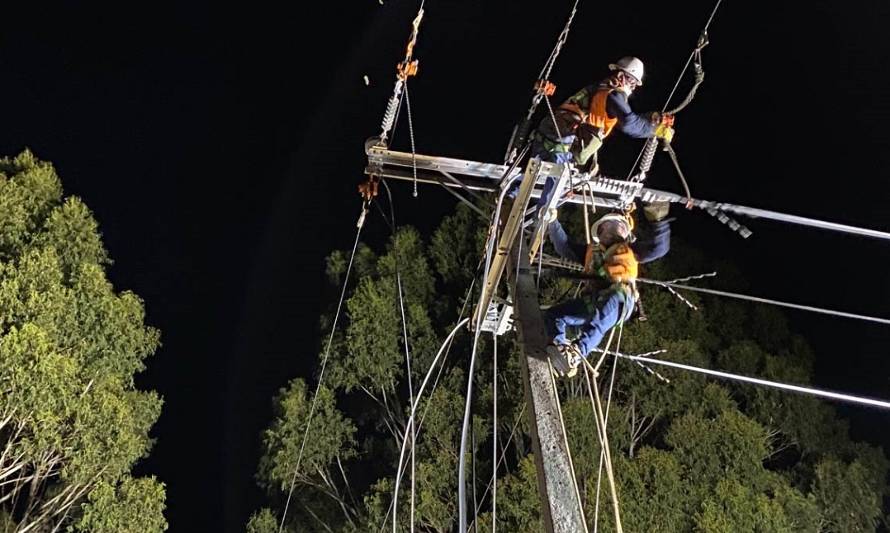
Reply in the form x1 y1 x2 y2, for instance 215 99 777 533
545 201 671 377
533 56 674 173
505 57 675 219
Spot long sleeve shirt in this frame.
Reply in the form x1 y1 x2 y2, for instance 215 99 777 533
604 90 657 139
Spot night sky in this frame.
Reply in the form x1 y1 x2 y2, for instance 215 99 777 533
2 1 889 531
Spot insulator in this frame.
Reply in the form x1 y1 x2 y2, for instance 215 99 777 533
379 80 404 144
638 138 659 176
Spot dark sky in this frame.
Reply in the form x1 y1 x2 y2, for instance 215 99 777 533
1 1 889 531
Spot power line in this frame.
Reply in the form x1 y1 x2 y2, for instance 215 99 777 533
388 317 470 532
380 180 418 533
279 204 368 532
661 0 723 113
614 353 890 410
382 264 481 532
625 0 724 180
636 277 890 326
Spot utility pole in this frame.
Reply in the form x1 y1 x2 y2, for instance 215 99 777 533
508 237 588 533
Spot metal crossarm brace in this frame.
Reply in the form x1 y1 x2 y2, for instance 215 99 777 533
470 158 547 330
528 163 572 262
364 142 890 242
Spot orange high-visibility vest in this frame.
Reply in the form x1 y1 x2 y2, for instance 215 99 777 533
588 89 618 138
559 87 618 139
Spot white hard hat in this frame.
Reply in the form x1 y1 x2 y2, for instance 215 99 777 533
609 56 645 86
590 213 633 244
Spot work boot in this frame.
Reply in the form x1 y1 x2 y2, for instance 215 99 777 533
547 343 582 378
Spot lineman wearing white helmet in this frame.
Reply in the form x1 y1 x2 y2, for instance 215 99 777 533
545 203 673 377
518 56 676 224
531 56 675 173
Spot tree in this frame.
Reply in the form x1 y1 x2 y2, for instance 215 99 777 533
250 201 888 532
0 151 166 531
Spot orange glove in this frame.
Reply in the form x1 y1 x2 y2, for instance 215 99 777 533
661 113 675 127
603 244 638 282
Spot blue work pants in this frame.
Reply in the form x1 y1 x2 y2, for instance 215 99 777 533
545 287 634 359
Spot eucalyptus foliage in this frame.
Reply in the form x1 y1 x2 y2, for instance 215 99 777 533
0 151 165 532
253 202 887 532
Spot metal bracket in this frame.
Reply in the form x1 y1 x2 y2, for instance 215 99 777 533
529 162 572 262
479 298 514 336
470 158 548 330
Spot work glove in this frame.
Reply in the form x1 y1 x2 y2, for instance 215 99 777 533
655 123 675 144
603 243 638 282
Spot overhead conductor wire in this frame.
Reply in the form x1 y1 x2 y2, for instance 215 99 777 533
379 180 419 533
625 0 724 181
459 1 584 527
278 203 368 532
613 353 890 410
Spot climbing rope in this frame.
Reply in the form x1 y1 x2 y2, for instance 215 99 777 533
466 403 528 532
458 155 537 533
584 324 622 533
387 238 486 533
380 270 480 532
458 290 488 533
278 202 369 532
591 322 623 533
582 326 623 533
548 357 589 529
385 251 485 532
387 317 470 533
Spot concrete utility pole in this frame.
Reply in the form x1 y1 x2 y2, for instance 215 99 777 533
508 240 588 533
